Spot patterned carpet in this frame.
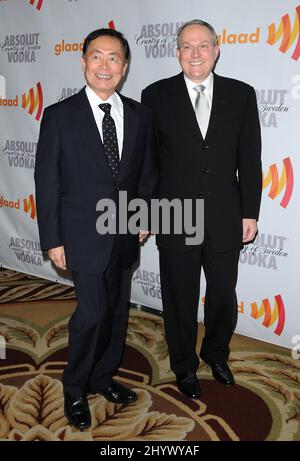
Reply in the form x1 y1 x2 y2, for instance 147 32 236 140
0 268 299 441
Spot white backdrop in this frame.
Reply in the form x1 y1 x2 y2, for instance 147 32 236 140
0 0 299 349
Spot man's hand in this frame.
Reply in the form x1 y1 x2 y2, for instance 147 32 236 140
242 218 257 243
139 230 149 243
48 246 67 270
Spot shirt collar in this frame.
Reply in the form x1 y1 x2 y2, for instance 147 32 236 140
184 72 214 94
85 85 121 111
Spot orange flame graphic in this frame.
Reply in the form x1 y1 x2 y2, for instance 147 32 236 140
267 5 300 60
23 194 36 220
21 82 43 121
251 295 285 336
262 157 294 208
29 0 43 11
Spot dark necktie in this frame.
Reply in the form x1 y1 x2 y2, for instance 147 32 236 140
99 103 120 178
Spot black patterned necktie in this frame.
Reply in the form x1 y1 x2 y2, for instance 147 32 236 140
99 103 120 178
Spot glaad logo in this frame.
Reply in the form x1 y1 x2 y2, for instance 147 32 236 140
54 20 115 56
21 82 43 121
29 0 43 11
250 295 285 336
0 82 43 121
217 27 260 45
0 194 36 219
0 94 18 107
240 233 288 270
0 195 20 210
54 39 83 56
1 33 40 63
262 157 294 208
255 89 289 128
267 5 300 61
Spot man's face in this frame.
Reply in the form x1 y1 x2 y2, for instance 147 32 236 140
81 35 128 100
176 25 219 83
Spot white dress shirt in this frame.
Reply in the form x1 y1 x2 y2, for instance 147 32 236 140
184 72 214 112
85 85 124 158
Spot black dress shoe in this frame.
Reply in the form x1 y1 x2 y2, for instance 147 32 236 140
95 380 138 404
176 372 201 399
64 392 91 431
201 356 235 386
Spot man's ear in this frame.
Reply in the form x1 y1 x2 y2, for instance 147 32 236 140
80 56 86 72
122 61 128 77
214 45 220 60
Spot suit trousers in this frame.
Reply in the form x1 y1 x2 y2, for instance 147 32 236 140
159 244 240 375
62 239 131 396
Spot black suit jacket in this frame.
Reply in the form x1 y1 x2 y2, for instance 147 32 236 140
141 72 262 252
34 87 157 273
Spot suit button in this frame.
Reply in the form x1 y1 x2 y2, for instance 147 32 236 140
202 168 210 174
115 185 119 191
199 192 204 199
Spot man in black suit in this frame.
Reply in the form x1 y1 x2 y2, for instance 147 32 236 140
142 20 262 398
34 28 157 430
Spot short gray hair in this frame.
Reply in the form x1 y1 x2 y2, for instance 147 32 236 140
177 19 218 47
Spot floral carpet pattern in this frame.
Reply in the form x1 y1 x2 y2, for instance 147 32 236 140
0 269 299 441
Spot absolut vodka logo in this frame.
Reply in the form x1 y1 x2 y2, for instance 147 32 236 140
135 22 184 58
1 33 41 63
57 87 79 102
239 233 288 270
9 236 43 267
133 269 161 299
2 139 37 169
255 89 289 128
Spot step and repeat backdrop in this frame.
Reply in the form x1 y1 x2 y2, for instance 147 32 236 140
0 0 299 350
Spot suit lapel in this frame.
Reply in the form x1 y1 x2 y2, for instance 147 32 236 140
205 73 227 142
170 72 228 143
171 73 203 143
118 94 139 180
74 88 139 181
74 88 114 175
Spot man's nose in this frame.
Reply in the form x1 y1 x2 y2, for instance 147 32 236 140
99 58 110 69
191 46 201 58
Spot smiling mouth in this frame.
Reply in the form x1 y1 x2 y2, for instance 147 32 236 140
190 61 204 66
95 74 113 80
